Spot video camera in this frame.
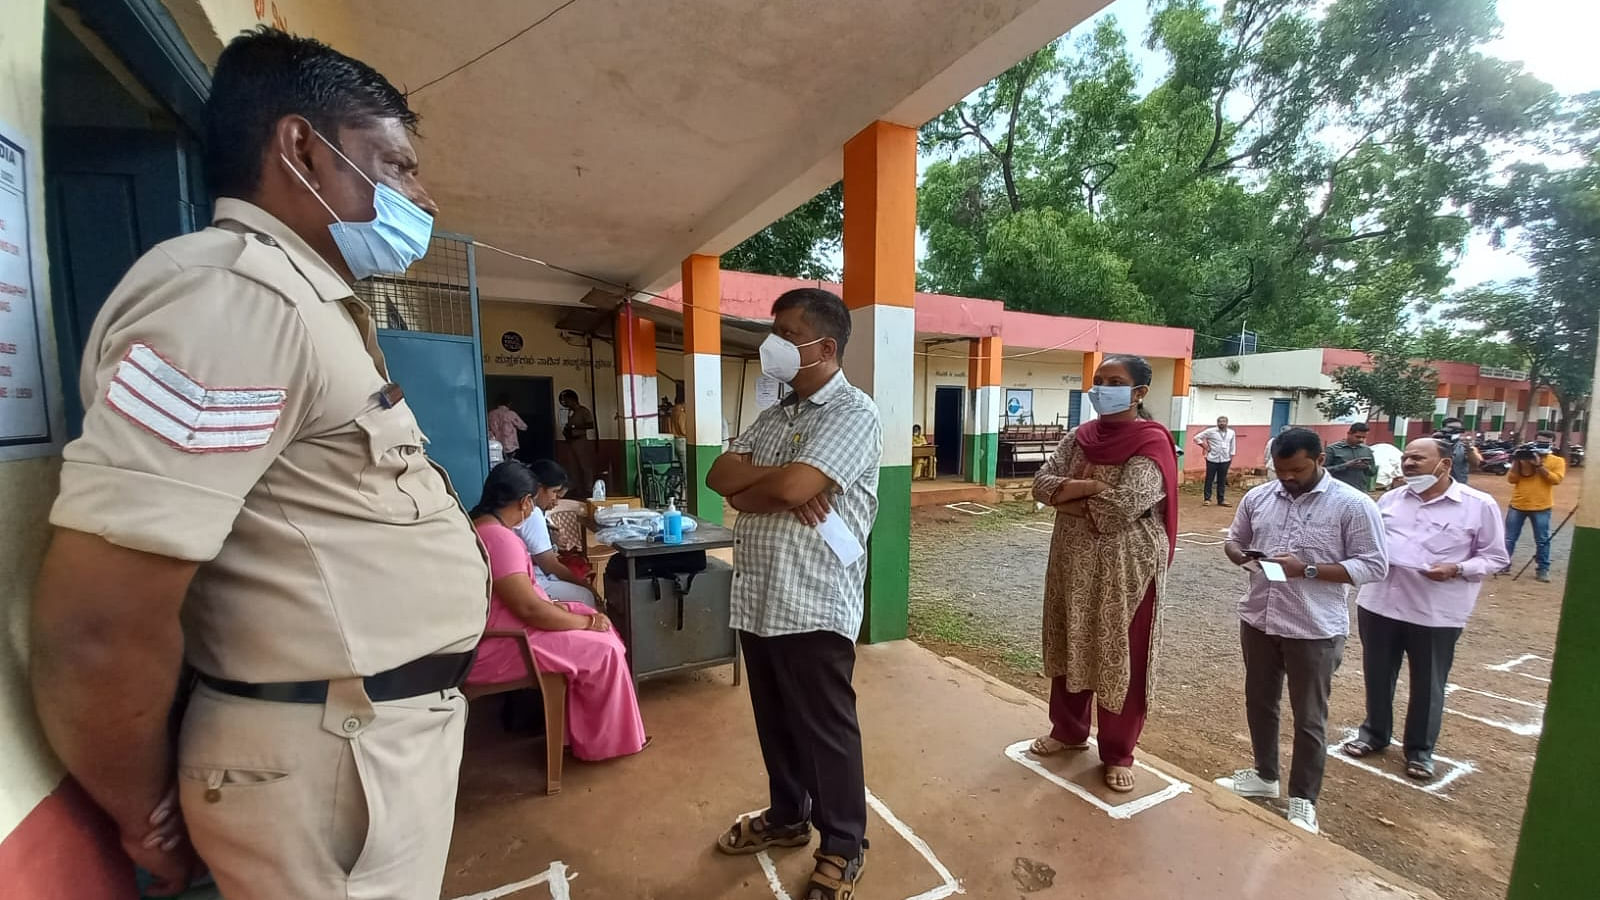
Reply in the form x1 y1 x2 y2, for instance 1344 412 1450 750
1513 442 1552 461
1432 428 1462 444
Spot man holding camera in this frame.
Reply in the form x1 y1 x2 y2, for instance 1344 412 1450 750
1504 429 1566 582
1438 417 1483 483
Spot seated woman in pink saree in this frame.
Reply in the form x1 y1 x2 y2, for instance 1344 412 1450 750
466 461 648 761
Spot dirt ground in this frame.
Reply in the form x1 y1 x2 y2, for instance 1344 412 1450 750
908 469 1579 900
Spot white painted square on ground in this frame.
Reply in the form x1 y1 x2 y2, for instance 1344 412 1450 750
1484 653 1552 684
1444 683 1544 737
1326 729 1475 797
946 502 996 516
450 861 574 900
753 786 962 900
1176 532 1224 546
1003 739 1191 819
1017 522 1054 535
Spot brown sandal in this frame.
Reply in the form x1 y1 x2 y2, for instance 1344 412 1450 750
1104 765 1136 793
715 810 812 856
804 846 867 900
1029 736 1090 756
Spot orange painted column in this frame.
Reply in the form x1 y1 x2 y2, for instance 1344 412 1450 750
681 255 723 522
842 119 917 643
965 335 1003 486
616 305 658 495
1171 355 1194 457
1433 381 1452 429
1080 350 1104 422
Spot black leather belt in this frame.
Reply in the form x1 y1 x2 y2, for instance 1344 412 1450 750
198 651 476 704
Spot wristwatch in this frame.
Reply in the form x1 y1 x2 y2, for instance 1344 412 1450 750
1303 564 1320 580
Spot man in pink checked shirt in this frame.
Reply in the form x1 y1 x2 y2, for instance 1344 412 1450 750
1340 437 1509 781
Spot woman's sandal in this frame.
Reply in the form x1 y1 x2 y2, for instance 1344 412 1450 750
1104 765 1137 793
804 846 867 900
1405 761 1434 781
1028 736 1090 756
715 810 812 856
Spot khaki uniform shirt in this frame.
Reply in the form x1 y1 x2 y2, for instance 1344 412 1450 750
51 199 488 682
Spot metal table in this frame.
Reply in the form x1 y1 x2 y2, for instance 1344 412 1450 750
605 518 740 686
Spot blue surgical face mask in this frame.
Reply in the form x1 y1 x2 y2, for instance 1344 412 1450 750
1087 384 1135 416
280 131 433 280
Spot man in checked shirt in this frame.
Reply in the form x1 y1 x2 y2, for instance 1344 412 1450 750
707 288 882 900
1214 428 1388 836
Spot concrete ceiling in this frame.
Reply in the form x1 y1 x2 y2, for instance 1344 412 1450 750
182 0 1110 302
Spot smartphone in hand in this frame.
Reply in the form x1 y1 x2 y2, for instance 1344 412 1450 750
1241 549 1268 559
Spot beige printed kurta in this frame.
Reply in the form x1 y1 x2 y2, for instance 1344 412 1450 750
1031 432 1168 713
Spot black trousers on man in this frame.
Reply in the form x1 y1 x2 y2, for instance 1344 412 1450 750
1241 622 1344 801
1356 607 1462 768
739 630 867 859
1204 459 1232 503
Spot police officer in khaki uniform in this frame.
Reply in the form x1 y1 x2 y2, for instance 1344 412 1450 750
31 29 487 899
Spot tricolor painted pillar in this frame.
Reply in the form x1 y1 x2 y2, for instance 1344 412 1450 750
1491 388 1507 433
965 336 1002 486
1170 356 1193 448
1537 389 1554 432
842 120 916 643
1463 396 1480 431
1433 382 1450 429
682 254 723 523
1080 350 1103 424
1392 417 1411 449
1508 345 1600 899
616 306 658 496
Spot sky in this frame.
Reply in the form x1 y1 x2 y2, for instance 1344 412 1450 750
1069 0 1600 289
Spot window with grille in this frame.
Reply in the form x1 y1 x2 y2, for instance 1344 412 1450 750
354 234 473 335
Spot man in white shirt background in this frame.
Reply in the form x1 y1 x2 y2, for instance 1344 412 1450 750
1194 416 1238 507
514 459 598 606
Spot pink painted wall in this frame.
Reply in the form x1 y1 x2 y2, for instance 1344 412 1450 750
1183 422 1400 473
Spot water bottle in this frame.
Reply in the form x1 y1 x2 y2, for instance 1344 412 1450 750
592 478 606 501
662 497 684 545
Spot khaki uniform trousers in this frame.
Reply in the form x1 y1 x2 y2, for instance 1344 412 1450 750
177 680 467 899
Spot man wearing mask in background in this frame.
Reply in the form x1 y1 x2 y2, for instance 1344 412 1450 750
1193 415 1237 507
1504 429 1567 582
707 288 882 899
1325 422 1376 492
1439 416 1483 484
1341 438 1508 780
30 28 487 899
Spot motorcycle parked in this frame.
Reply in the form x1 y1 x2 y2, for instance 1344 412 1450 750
1478 441 1513 475
1568 444 1585 468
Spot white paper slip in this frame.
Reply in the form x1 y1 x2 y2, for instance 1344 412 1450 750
816 511 865 566
1259 560 1289 582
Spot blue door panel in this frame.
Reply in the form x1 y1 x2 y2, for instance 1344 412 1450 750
377 332 488 510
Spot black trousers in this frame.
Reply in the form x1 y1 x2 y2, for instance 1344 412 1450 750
1204 460 1231 502
739 630 867 858
1241 622 1344 802
1356 607 1462 767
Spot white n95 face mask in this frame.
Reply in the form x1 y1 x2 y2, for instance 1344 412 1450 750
759 334 823 383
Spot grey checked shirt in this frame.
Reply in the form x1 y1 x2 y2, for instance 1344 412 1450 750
1227 471 1388 639
729 370 882 640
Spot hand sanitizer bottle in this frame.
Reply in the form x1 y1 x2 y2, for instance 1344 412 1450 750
662 497 684 545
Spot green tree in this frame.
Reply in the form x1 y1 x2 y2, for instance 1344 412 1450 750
1316 341 1439 423
721 183 842 279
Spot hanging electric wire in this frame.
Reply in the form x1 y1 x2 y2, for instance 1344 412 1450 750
410 0 583 95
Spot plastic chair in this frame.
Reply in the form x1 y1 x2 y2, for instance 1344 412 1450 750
462 631 568 795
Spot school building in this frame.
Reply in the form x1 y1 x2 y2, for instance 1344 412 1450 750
1188 347 1574 472
1 0 1596 897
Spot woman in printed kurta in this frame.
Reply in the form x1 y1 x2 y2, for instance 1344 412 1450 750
1028 356 1179 792
466 461 647 761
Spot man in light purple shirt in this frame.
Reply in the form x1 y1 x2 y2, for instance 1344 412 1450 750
1214 428 1388 835
1341 437 1509 780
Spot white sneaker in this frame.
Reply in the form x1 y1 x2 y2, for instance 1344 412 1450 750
1287 797 1319 834
1213 768 1280 799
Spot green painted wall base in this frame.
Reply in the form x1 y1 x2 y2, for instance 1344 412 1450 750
1433 413 1446 429
1492 415 1505 432
1463 414 1478 431
1170 428 1187 460
861 464 910 644
621 440 638 496
963 432 999 486
1508 524 1600 898
688 443 722 524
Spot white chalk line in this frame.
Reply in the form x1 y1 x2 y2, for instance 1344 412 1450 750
1003 740 1191 819
1443 685 1545 737
450 860 574 900
946 501 997 516
1484 654 1553 683
753 788 964 900
1016 522 1054 535
1326 729 1474 797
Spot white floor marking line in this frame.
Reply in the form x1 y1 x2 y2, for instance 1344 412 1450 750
1326 729 1475 797
864 786 964 900
1176 532 1224 546
1017 522 1054 534
1444 684 1545 737
450 861 575 900
1485 654 1553 683
1003 739 1191 819
754 789 963 900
